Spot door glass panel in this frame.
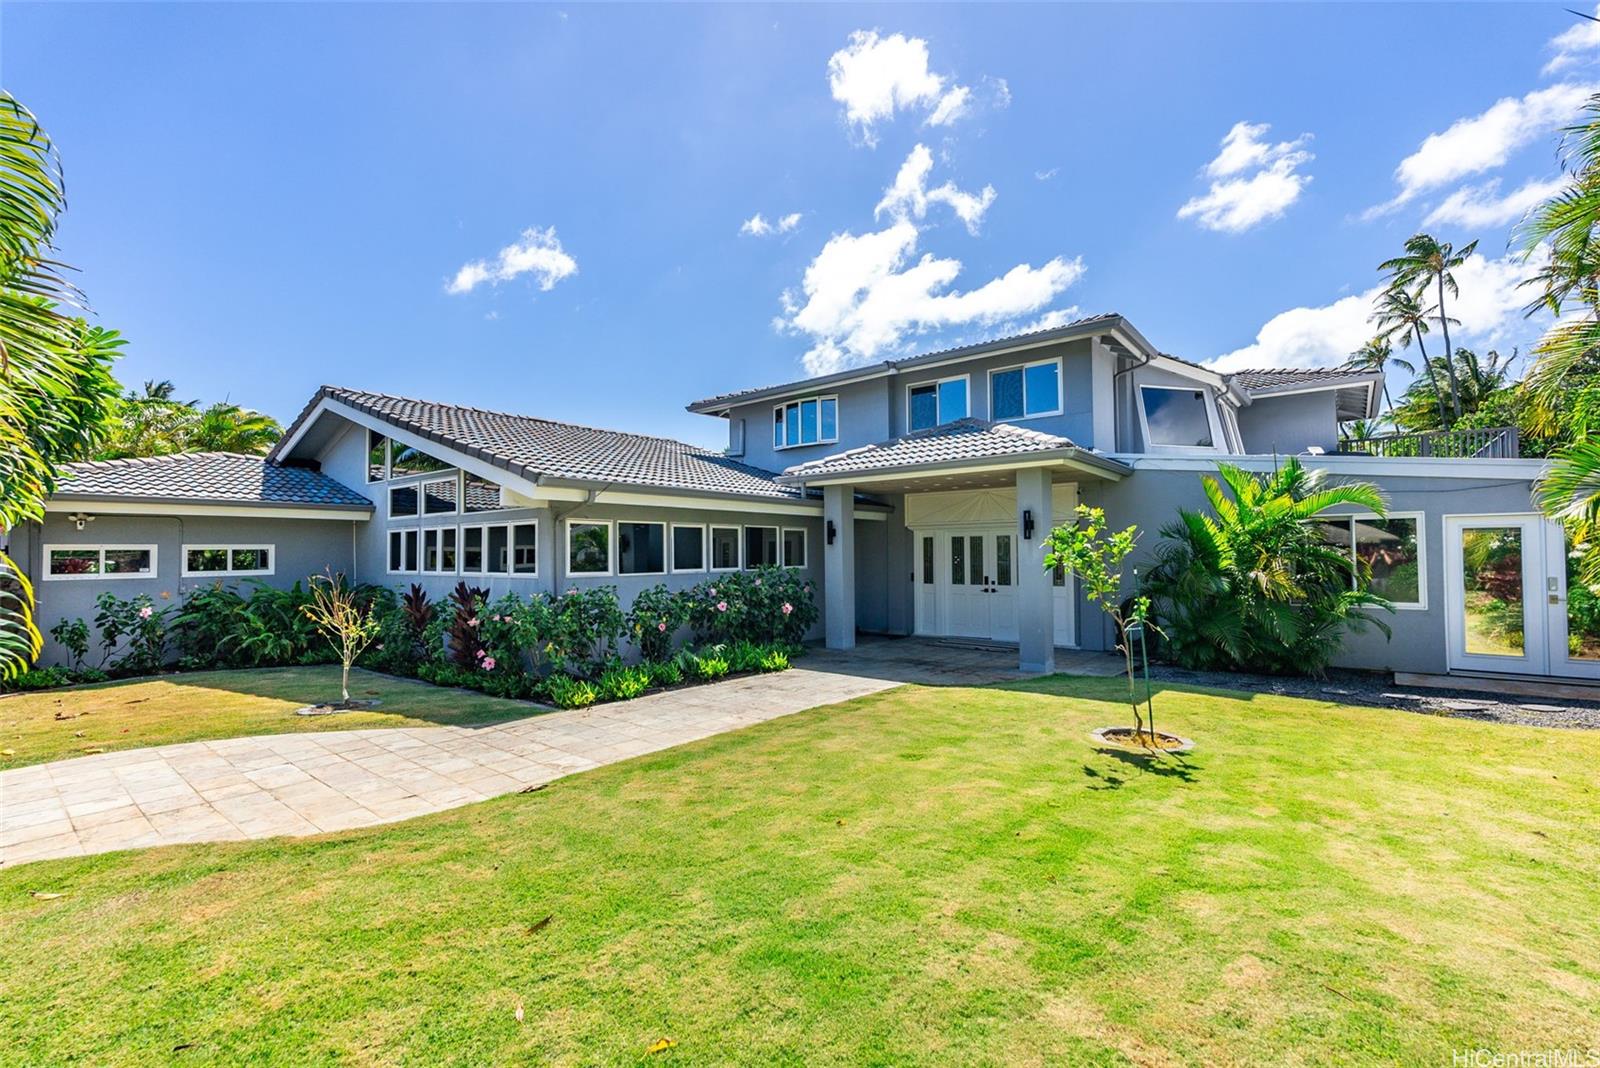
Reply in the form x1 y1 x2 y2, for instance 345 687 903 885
968 536 984 586
1566 536 1600 660
1461 527 1524 657
995 535 1012 586
921 536 934 584
951 536 966 585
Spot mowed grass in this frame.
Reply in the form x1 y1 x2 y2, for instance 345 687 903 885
3 676 1598 1065
0 667 539 768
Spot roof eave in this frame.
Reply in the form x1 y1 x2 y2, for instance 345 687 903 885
776 447 1131 487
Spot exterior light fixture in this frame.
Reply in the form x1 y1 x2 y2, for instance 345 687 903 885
826 519 837 545
1022 509 1034 540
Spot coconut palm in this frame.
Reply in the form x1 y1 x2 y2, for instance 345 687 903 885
1372 285 1450 428
0 93 121 678
1343 336 1411 415
185 401 283 454
1380 233 1479 423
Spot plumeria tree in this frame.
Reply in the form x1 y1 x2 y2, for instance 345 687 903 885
1043 505 1158 742
301 572 381 704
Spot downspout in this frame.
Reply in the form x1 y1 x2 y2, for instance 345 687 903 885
542 481 612 594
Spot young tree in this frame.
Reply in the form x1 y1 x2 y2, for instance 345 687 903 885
301 572 381 705
1043 505 1158 743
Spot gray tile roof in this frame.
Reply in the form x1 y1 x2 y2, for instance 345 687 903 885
780 418 1128 481
53 452 373 509
1227 367 1375 392
286 387 809 501
688 313 1127 412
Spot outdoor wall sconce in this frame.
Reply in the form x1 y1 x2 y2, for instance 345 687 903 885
1022 509 1034 540
826 519 837 545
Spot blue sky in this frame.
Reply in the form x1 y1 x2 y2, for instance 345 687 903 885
6 3 1595 447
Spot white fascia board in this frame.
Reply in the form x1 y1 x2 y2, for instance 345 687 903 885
45 499 372 521
1122 454 1550 480
587 489 826 517
784 453 1127 488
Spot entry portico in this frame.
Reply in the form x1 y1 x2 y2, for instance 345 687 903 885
779 419 1132 672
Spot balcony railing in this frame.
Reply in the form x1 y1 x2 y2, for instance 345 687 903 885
1337 425 1520 459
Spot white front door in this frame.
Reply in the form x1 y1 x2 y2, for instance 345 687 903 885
918 529 1019 642
947 532 990 637
1444 514 1600 679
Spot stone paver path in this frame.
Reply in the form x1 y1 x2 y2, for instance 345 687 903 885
1 665 897 867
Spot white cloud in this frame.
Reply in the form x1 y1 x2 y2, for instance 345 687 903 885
1017 306 1082 333
1208 251 1539 372
779 220 1084 375
740 212 803 237
447 226 577 295
1034 167 1058 181
1545 6 1600 75
1366 83 1594 218
1177 121 1313 233
1423 175 1567 229
874 144 996 234
826 29 972 145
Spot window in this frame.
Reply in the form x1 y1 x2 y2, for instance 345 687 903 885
462 473 502 514
422 477 458 515
182 545 273 577
512 523 537 574
45 545 156 580
1140 386 1215 449
672 524 706 573
782 528 807 568
389 529 418 573
484 525 509 574
990 359 1062 421
461 526 485 573
423 528 457 574
727 418 745 457
908 376 969 431
388 484 419 518
1320 514 1425 608
772 395 839 449
568 520 611 575
744 526 779 569
389 442 451 477
367 430 387 482
710 526 740 571
922 536 934 584
618 521 666 575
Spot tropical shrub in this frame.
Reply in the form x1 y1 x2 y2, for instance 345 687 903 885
597 661 650 701
625 584 689 662
172 580 336 670
1140 459 1395 676
684 567 816 646
447 581 490 669
645 658 683 688
48 617 90 670
686 647 731 681
93 592 171 676
548 587 625 673
757 647 791 672
544 673 599 709
10 665 72 690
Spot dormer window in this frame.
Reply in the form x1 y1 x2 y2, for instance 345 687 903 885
1140 386 1215 448
773 395 839 449
907 375 969 431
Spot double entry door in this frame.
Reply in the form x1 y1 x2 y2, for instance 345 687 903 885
946 530 1019 641
1445 514 1600 679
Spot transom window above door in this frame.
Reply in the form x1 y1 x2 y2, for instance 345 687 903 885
907 376 969 431
990 359 1062 421
773 395 839 449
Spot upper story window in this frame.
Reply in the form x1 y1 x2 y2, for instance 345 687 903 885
367 430 387 482
907 376 969 432
390 441 452 477
462 472 502 513
1140 386 1214 449
990 359 1062 421
773 395 838 449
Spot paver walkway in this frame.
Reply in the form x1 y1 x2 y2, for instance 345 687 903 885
1 639 1121 867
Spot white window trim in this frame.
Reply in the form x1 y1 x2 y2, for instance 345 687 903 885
368 428 388 483
421 475 461 517
460 472 509 516
458 524 488 575
43 544 158 581
670 523 708 574
781 527 808 569
387 483 421 520
387 529 418 575
744 524 780 570
709 524 742 572
566 518 613 577
1136 384 1225 455
906 374 971 432
772 394 841 450
616 520 668 577
1327 510 1428 611
987 358 1064 422
509 521 539 578
181 544 275 578
421 526 459 575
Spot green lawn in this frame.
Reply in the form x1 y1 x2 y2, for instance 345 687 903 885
0 666 539 768
3 676 1597 1064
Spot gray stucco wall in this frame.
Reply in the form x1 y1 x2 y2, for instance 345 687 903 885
853 493 912 636
1079 462 1544 675
1237 392 1340 455
16 511 358 667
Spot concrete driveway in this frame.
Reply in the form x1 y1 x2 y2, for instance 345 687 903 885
0 638 1119 867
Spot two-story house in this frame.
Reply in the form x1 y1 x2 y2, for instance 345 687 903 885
14 313 1580 686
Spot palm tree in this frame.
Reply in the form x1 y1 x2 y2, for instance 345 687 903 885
185 401 282 454
0 93 120 678
1343 336 1412 416
1372 285 1450 428
1380 233 1479 423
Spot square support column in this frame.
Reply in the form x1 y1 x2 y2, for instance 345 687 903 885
1015 468 1056 674
822 483 856 650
